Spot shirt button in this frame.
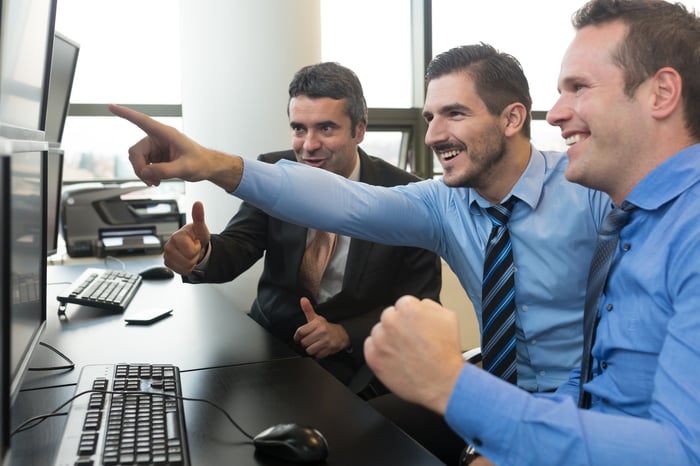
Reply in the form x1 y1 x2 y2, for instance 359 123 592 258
623 243 631 251
513 266 518 273
522 305 529 312
601 361 608 369
531 339 537 345
539 370 545 376
606 303 613 312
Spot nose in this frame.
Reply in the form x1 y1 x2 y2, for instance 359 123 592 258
424 117 446 147
546 95 570 128
303 130 322 152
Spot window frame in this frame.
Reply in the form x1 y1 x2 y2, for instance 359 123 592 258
63 1 553 181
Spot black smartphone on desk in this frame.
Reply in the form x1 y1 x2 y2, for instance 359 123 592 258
124 308 173 325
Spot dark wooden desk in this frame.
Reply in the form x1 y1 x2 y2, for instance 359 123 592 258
185 358 442 465
10 359 443 465
9 261 444 465
24 260 297 389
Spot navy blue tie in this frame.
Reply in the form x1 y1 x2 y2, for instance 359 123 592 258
482 196 518 384
578 202 636 408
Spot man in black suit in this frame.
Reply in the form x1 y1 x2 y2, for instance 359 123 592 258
162 62 442 388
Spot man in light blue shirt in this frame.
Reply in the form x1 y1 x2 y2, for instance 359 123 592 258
362 0 700 464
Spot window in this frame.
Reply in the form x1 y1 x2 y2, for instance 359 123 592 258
55 0 181 182
320 0 419 171
58 0 700 181
320 0 414 109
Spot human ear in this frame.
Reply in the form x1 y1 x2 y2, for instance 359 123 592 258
650 67 682 120
502 102 527 137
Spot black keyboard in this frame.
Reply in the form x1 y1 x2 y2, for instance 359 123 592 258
53 363 190 466
57 268 143 313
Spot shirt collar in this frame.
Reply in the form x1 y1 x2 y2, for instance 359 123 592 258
625 143 700 211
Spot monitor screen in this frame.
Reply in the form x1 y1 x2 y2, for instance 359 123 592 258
43 33 80 145
0 0 56 135
45 148 64 256
0 153 10 465
0 141 47 465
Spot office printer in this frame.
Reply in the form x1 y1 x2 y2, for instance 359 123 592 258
61 182 184 257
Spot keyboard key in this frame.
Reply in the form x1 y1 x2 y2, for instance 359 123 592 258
57 268 143 312
52 363 190 466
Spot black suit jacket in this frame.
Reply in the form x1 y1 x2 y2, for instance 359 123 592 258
192 149 442 383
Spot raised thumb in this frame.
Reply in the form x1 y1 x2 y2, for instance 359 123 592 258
190 201 210 244
300 297 319 323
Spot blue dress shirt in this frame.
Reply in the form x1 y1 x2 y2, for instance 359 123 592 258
444 144 700 465
235 147 609 392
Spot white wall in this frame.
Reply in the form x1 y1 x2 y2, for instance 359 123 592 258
179 0 321 307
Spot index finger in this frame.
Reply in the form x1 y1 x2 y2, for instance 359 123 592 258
108 104 168 137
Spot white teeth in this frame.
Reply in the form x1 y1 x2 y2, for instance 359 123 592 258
439 150 461 161
565 134 584 146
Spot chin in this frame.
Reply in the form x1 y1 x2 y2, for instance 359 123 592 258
563 157 584 182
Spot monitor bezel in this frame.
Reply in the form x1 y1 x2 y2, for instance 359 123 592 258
42 32 80 144
45 147 64 257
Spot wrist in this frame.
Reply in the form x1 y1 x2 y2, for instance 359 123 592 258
211 151 243 192
198 240 210 263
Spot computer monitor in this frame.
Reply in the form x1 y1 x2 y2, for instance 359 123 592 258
45 148 64 256
0 152 10 465
0 141 48 465
0 0 57 138
43 33 80 145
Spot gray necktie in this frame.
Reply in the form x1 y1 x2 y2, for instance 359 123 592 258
578 201 636 409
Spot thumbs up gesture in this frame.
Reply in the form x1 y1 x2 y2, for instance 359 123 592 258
293 297 351 359
163 201 211 275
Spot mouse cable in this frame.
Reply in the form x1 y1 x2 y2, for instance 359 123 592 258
27 341 75 372
11 388 255 442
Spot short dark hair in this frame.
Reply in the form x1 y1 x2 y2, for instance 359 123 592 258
426 43 533 138
288 62 368 136
573 0 700 140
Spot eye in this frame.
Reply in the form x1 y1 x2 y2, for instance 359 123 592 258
291 125 306 136
572 82 588 93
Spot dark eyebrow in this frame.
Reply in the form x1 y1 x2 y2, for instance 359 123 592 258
315 120 340 129
423 103 471 120
440 103 471 115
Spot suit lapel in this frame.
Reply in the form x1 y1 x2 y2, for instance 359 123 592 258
341 150 378 290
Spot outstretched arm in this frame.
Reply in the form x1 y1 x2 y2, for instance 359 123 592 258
108 104 243 191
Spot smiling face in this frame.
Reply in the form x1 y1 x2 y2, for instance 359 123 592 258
423 73 510 194
289 95 364 178
547 21 648 202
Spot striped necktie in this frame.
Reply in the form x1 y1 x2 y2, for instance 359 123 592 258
481 196 518 384
579 202 636 408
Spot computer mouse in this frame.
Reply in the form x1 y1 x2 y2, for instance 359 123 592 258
138 265 175 280
253 423 329 463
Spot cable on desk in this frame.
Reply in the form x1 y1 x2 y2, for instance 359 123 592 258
104 255 126 270
11 388 255 442
27 342 75 372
